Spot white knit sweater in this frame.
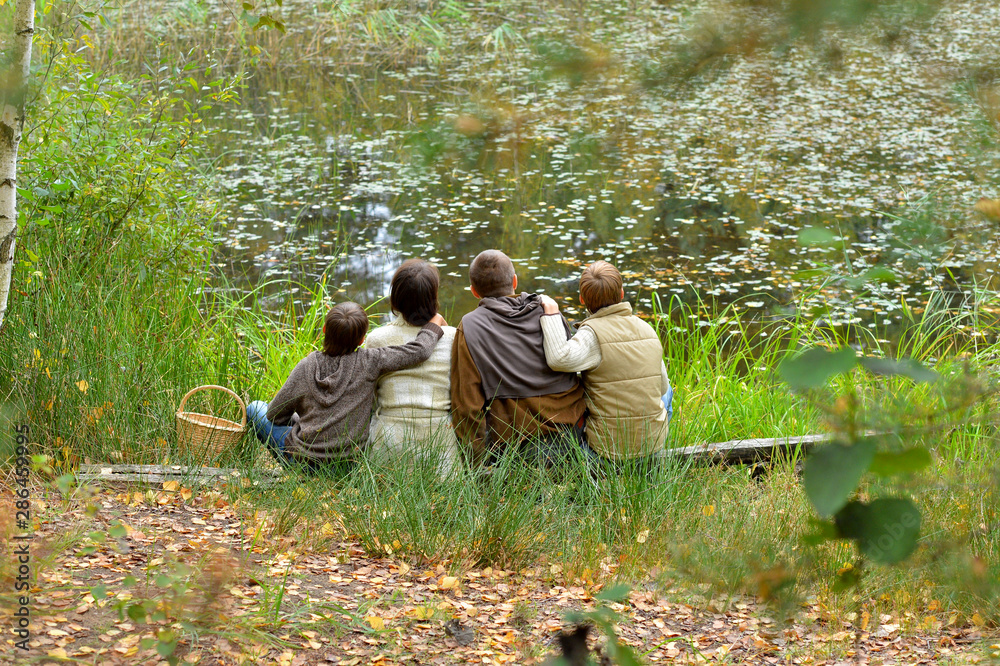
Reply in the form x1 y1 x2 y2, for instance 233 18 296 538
365 316 460 473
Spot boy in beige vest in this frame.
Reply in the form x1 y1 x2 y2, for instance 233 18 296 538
539 261 672 462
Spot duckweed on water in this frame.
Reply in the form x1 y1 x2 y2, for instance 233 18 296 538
90 0 994 341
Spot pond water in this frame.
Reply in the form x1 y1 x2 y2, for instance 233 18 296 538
195 0 999 336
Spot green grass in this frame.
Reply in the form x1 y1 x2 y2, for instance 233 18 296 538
2 253 999 635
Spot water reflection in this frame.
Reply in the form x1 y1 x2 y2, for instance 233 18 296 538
195 0 1000 338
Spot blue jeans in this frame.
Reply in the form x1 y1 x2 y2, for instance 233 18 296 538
662 385 674 423
247 401 292 465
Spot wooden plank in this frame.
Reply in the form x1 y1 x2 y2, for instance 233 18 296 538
78 464 282 476
669 434 830 464
76 464 283 487
75 434 832 487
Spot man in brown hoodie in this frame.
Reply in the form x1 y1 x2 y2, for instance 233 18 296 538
451 250 586 466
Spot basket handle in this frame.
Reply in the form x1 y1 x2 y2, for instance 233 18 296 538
177 385 247 427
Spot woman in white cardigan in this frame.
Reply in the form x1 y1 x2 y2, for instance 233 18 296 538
366 259 460 475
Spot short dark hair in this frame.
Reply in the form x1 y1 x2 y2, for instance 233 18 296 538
324 302 369 356
469 249 515 298
580 261 623 313
390 259 440 326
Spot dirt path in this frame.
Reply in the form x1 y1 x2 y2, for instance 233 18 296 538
1 486 994 665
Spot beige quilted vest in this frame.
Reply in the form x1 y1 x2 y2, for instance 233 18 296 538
581 302 669 459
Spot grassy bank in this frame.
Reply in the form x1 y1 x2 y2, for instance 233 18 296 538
2 256 999 629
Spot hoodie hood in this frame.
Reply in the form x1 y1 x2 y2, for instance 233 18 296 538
461 292 579 401
478 292 541 319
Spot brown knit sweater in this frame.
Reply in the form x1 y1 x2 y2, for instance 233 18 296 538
266 323 443 462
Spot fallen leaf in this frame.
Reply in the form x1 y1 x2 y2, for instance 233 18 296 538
410 606 434 620
366 616 385 630
974 198 1000 221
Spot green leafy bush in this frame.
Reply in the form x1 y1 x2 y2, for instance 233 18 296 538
17 28 238 276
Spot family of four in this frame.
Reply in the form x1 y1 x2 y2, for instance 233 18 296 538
246 250 673 473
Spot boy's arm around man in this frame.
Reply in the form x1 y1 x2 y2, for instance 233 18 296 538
538 295 671 394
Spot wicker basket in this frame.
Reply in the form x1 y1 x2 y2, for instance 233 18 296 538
176 385 247 460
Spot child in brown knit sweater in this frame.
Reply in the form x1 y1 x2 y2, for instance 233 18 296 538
247 302 446 469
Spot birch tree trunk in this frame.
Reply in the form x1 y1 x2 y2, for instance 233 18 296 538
0 0 35 330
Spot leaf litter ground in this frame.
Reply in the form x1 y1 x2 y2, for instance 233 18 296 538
1 484 996 665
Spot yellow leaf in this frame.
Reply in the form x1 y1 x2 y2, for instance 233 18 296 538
320 522 339 537
974 198 1000 222
396 561 410 576
180 487 193 501
439 576 459 590
294 486 308 500
76 379 89 394
636 529 650 544
365 615 385 630
163 480 180 492
702 505 715 516
972 612 986 627
410 606 434 620
46 648 69 660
